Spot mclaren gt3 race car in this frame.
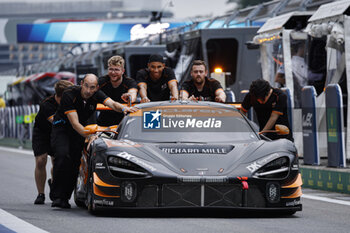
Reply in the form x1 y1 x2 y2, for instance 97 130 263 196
74 101 302 214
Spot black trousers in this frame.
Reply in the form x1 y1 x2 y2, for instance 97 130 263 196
50 125 84 201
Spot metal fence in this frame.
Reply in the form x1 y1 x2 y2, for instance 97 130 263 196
0 105 39 142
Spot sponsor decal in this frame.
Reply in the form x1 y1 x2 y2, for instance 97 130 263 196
246 153 280 173
160 147 227 154
286 199 301 207
163 118 221 128
302 113 313 127
94 199 114 206
16 113 37 124
95 162 106 169
143 110 161 129
117 152 156 172
124 183 134 201
143 109 222 130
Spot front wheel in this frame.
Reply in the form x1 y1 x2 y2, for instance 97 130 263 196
87 175 97 214
74 175 86 208
74 189 86 208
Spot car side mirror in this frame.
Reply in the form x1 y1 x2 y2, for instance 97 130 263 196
275 124 290 135
259 124 289 135
84 124 118 135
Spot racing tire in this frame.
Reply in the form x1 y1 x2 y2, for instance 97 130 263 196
74 189 86 208
87 175 98 215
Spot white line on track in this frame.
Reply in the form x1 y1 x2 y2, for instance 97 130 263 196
302 194 350 206
0 208 48 233
0 146 33 155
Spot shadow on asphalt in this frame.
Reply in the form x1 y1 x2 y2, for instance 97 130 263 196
89 208 299 219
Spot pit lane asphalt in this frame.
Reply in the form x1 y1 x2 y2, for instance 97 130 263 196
1 146 350 233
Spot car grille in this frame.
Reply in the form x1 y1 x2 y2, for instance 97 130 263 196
136 184 266 208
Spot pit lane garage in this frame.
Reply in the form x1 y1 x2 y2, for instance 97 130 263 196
74 101 302 215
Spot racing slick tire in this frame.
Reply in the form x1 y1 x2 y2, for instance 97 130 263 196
74 189 86 208
87 174 98 214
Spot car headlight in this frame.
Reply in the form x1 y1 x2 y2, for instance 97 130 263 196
255 157 289 179
107 156 149 178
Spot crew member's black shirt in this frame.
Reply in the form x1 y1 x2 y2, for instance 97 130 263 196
181 77 223 101
53 86 109 129
97 75 137 126
241 88 292 140
136 67 177 101
34 95 57 135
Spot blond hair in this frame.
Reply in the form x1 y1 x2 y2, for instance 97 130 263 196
108 55 125 68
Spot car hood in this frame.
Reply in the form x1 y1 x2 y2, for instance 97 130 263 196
101 138 296 177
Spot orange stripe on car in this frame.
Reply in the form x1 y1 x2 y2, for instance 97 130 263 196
93 184 120 198
282 173 303 188
240 106 247 112
281 186 302 199
93 172 119 187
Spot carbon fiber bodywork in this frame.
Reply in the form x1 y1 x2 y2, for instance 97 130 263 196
74 101 302 214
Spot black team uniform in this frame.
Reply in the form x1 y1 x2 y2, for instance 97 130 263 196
32 95 57 157
97 75 137 126
241 88 293 141
50 86 110 207
136 67 177 101
181 76 223 101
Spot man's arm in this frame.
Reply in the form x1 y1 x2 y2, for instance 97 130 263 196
128 88 138 103
66 111 88 138
121 88 138 103
168 80 178 100
104 98 138 114
138 83 150 103
214 89 226 103
261 112 280 132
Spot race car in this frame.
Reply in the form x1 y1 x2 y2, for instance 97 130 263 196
74 101 302 215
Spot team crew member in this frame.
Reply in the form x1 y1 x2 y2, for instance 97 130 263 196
32 80 73 204
50 74 137 208
136 54 178 102
98 55 137 126
180 60 226 102
240 79 292 141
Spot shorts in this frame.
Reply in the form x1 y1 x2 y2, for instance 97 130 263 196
32 127 53 157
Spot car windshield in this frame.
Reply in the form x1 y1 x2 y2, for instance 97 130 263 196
119 106 259 143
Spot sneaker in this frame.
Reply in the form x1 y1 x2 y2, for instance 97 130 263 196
34 193 45 205
51 198 62 207
51 199 71 209
60 200 71 209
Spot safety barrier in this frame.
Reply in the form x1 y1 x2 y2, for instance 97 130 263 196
0 105 39 142
301 86 320 165
325 84 346 167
